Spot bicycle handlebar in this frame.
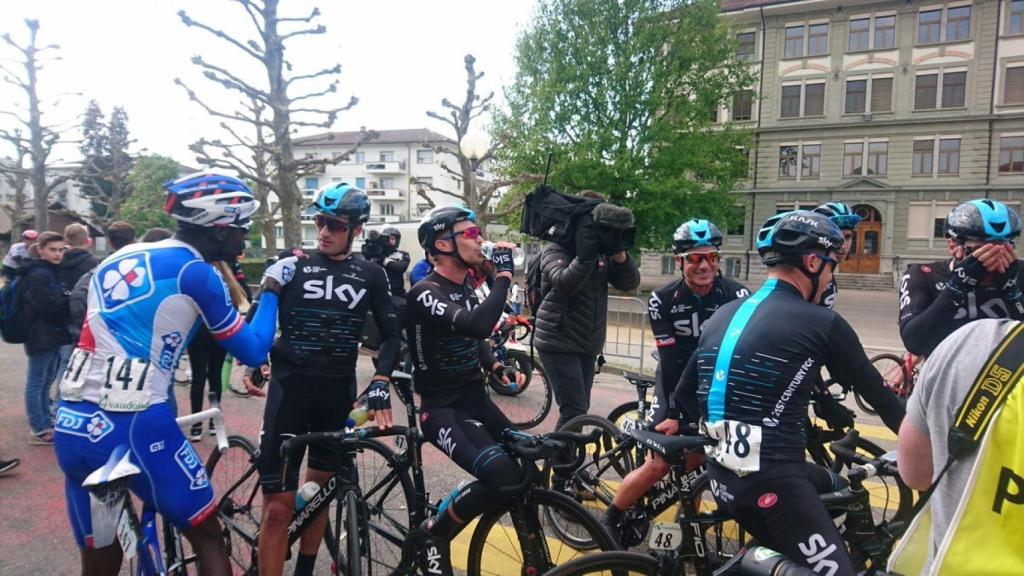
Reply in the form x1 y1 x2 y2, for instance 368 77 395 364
279 425 408 484
828 429 899 481
497 428 603 495
175 407 228 453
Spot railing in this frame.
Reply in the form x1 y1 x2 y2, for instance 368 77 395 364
602 296 651 374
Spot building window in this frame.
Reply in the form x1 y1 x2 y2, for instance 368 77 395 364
867 142 888 175
875 15 896 48
1005 66 1024 104
785 26 804 57
804 83 825 115
779 145 799 178
737 32 756 62
784 23 828 57
416 149 433 164
908 202 957 239
355 177 366 188
379 151 395 162
871 77 893 112
915 70 966 109
780 82 825 118
937 138 961 174
661 255 676 275
380 177 394 188
381 203 395 216
846 79 867 113
844 142 864 176
304 177 319 190
275 225 283 240
918 9 943 43
781 86 801 118
915 73 939 108
802 144 821 177
946 6 971 41
1012 0 1024 34
942 71 966 107
849 18 870 51
355 152 365 163
999 136 1024 172
710 107 719 123
913 140 935 175
302 225 316 242
808 23 829 55
732 90 753 121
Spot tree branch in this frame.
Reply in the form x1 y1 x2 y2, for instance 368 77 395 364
178 10 264 62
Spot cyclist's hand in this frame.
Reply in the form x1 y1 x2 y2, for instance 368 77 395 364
261 252 308 295
490 244 515 279
365 379 393 429
974 243 1008 274
948 255 988 298
491 362 519 388
655 419 679 436
242 365 268 397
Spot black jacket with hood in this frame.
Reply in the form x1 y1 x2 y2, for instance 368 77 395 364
20 259 71 353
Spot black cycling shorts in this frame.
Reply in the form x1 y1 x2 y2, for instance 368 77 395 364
708 461 854 576
257 371 357 493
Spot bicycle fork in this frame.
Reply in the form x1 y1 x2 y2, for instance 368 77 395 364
507 498 553 576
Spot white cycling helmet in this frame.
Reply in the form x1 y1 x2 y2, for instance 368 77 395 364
162 172 259 229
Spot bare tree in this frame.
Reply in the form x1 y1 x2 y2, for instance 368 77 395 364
176 1 358 248
0 19 78 230
412 54 541 229
0 134 31 237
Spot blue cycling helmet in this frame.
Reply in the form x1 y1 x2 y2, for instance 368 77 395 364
162 172 259 228
813 202 862 231
947 199 1022 243
310 183 371 224
757 210 844 265
417 205 477 253
672 219 723 253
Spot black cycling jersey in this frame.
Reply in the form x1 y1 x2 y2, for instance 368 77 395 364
899 259 1024 357
406 271 510 405
648 275 749 421
271 249 399 377
675 278 904 470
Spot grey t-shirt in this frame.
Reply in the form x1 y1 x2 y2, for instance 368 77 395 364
905 318 1014 564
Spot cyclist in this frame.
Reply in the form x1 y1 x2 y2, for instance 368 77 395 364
812 202 862 309
671 210 905 575
406 206 525 576
254 183 400 576
600 219 749 544
53 173 289 576
900 199 1024 357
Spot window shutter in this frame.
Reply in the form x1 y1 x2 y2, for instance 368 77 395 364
915 74 938 109
1006 67 1024 104
871 78 893 112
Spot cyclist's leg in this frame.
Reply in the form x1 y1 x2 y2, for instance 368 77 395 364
206 343 227 407
609 374 674 514
187 338 210 418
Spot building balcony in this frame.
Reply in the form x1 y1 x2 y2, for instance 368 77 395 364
365 161 405 174
367 214 401 224
365 188 404 201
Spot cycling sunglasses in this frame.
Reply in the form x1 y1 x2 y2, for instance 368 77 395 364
679 251 720 266
817 253 839 271
446 226 482 241
313 215 350 233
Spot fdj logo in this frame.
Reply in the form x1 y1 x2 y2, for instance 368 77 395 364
302 276 367 308
174 441 209 490
159 331 183 370
417 290 448 317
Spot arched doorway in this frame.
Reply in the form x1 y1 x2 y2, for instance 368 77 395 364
844 204 882 274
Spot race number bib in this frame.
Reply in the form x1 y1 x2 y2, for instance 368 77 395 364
98 356 157 412
702 419 762 475
60 348 94 401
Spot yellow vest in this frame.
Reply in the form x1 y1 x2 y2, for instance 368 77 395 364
889 381 1024 575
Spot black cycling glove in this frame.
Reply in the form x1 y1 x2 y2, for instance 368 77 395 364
996 259 1023 301
490 246 515 276
365 380 392 412
946 256 988 303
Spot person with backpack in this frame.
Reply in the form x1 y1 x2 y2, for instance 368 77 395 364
20 231 71 444
2 229 38 282
56 223 100 386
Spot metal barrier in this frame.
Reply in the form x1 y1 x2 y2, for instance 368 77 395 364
602 296 651 373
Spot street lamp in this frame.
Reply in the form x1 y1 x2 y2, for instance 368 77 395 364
459 131 489 209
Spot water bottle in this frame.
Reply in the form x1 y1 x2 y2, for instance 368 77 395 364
296 481 320 510
346 395 369 429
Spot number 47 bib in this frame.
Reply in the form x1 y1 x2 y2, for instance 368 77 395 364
702 419 763 475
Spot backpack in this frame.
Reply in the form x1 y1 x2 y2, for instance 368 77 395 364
524 249 548 317
0 275 31 344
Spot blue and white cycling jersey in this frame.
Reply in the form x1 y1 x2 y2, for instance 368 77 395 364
60 238 258 411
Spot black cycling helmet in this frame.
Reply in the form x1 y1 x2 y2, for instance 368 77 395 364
310 183 371 224
946 199 1022 243
417 205 477 254
813 202 862 231
381 226 402 245
756 210 844 266
672 219 723 253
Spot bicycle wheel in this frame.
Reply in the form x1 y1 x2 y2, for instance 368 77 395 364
607 402 640 435
205 435 261 575
814 435 913 529
859 354 903 415
541 550 661 576
689 471 747 566
466 488 620 575
336 489 362 576
485 349 553 429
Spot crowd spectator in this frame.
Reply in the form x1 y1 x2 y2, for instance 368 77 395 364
56 223 99 380
22 231 70 444
141 227 173 242
510 281 523 315
2 229 38 282
410 253 434 285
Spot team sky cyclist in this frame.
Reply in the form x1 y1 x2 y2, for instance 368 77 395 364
52 173 294 576
899 198 1024 357
813 202 862 309
253 183 400 576
406 206 525 576
671 210 905 575
599 219 749 544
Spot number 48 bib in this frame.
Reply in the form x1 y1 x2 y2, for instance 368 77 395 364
702 419 762 475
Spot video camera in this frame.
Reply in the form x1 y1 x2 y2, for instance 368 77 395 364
361 230 388 260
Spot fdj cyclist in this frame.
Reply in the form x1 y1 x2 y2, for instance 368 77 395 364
601 219 748 544
53 173 286 576
255 183 400 576
406 206 525 576
812 202 862 309
900 199 1024 357
673 211 905 575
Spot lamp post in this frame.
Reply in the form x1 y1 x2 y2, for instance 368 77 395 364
459 131 489 211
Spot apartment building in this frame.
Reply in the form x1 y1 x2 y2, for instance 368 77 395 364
641 0 1024 287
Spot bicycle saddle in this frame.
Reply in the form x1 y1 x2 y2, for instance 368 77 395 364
623 372 655 389
82 444 141 488
630 429 713 461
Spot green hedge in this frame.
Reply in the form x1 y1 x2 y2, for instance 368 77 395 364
238 259 267 284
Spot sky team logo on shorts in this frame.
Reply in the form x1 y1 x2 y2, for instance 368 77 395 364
98 252 155 312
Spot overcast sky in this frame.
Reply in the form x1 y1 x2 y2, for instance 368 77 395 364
0 0 536 165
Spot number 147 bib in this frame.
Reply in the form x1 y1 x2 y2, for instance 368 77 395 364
702 419 763 475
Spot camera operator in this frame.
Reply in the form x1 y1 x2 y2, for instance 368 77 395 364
362 227 411 352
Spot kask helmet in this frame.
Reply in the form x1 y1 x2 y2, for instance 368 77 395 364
813 202 862 231
672 219 723 253
417 205 476 252
381 226 402 245
756 210 844 265
162 172 259 228
946 199 1022 243
311 183 371 224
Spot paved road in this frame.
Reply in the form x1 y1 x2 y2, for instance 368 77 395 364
0 287 903 575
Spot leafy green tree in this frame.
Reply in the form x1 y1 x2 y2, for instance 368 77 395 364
78 101 135 225
493 0 755 249
121 155 178 235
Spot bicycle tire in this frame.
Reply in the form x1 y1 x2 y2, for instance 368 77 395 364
541 550 662 576
485 349 553 429
607 401 641 434
338 489 362 576
205 435 261 576
466 487 620 575
860 353 904 415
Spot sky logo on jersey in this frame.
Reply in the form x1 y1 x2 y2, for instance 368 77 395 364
98 253 154 312
159 331 184 370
